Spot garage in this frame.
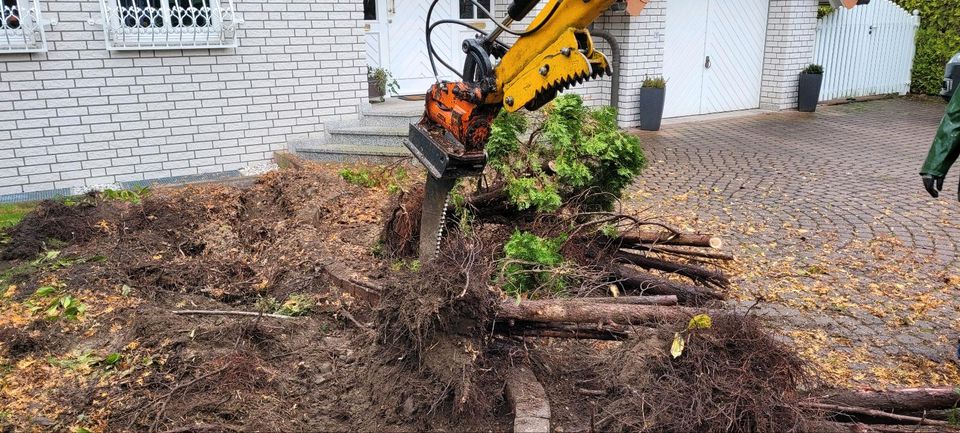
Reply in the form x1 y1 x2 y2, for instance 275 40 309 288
662 0 771 118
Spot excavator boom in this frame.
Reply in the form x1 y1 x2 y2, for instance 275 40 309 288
407 0 865 261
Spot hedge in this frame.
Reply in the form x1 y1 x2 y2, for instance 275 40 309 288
895 0 960 95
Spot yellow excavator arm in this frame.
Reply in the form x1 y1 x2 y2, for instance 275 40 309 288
406 0 865 261
492 0 619 112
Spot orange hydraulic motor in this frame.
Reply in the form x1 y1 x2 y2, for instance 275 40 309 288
424 81 500 152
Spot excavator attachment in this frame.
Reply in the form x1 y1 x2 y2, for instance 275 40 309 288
502 28 611 112
494 0 617 111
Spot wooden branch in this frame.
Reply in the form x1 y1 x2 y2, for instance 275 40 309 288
819 387 960 413
801 421 955 433
616 264 724 305
620 231 723 249
497 326 627 341
172 310 297 320
494 321 630 340
633 245 735 261
497 299 697 326
569 295 678 306
801 402 952 427
615 251 730 289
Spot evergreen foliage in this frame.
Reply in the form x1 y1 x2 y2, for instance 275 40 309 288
486 94 647 212
894 0 960 94
501 230 567 297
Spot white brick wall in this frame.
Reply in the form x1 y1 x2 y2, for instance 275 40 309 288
589 1 666 127
760 0 820 110
0 0 367 199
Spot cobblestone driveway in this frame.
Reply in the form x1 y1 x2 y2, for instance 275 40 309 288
630 97 960 386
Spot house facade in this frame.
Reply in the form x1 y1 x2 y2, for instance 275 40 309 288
366 0 820 122
0 0 368 201
1 0 820 202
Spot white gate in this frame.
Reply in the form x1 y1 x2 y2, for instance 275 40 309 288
813 0 920 101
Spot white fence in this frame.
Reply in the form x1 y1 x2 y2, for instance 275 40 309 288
813 0 920 101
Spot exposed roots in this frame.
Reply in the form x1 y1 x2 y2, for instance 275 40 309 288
596 314 811 433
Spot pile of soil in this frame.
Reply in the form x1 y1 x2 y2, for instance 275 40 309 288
0 160 809 433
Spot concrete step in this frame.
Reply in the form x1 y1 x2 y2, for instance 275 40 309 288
326 126 409 147
360 112 421 128
296 143 411 164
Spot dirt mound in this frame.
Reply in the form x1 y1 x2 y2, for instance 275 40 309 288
0 160 812 433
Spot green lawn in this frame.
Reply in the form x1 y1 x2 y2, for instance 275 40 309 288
0 202 37 230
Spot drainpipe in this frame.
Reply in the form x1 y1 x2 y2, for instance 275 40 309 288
589 30 621 111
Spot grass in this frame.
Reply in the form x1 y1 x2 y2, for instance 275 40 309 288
0 202 37 230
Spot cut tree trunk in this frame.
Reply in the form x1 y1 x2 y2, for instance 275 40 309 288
801 421 957 433
615 251 730 289
618 232 723 249
568 295 678 306
819 387 960 412
494 322 629 341
616 264 724 305
497 299 698 326
801 402 952 427
633 245 735 261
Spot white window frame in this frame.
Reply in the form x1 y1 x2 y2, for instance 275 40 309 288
1 0 53 54
98 0 243 50
459 0 493 20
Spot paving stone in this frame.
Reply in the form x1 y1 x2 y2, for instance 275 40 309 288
629 98 960 376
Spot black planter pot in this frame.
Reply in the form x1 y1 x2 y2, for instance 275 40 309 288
368 78 385 103
797 73 823 112
639 87 665 131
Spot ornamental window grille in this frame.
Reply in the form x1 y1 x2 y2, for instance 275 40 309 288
98 0 242 50
1 0 52 53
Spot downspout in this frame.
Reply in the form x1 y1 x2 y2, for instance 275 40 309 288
589 30 621 110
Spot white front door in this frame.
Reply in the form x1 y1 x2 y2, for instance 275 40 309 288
364 0 389 69
386 0 458 96
662 0 769 118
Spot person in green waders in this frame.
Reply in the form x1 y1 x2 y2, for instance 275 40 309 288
921 91 960 200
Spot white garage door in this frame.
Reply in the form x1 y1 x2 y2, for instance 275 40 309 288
663 0 769 118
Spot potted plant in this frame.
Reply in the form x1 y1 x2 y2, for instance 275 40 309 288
639 76 666 131
367 67 399 103
798 64 824 112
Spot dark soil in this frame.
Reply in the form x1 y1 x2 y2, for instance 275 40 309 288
0 160 811 433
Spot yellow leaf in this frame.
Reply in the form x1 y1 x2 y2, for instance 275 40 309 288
671 332 685 359
609 284 620 298
687 314 712 331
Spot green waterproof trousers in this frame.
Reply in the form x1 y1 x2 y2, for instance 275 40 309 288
921 90 960 177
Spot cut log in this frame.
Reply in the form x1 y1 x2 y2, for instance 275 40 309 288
497 299 697 326
620 232 723 249
801 421 956 433
495 322 629 341
616 264 724 305
801 402 952 427
634 245 735 261
615 251 730 289
569 295 678 306
820 387 960 413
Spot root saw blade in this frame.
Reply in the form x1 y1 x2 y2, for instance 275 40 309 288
419 175 456 262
